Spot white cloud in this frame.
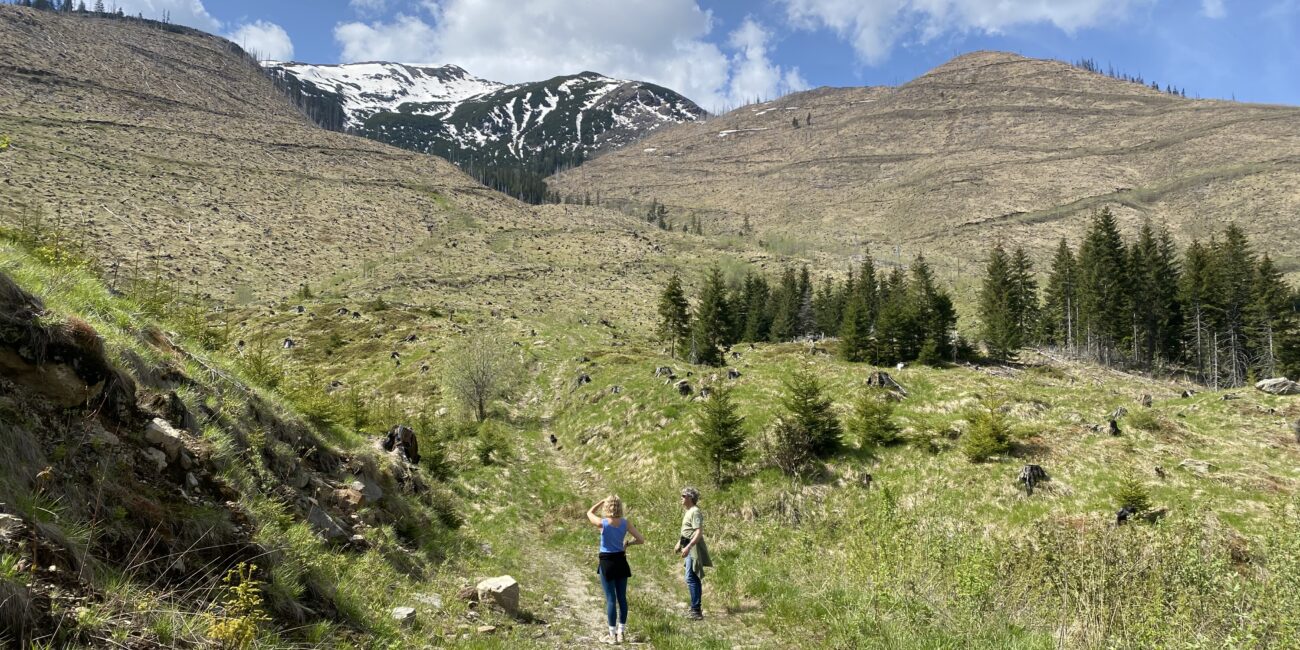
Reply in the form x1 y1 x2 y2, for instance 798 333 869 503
334 14 439 63
227 20 294 61
348 0 388 15
783 0 1153 64
332 0 802 111
111 0 221 31
1201 0 1226 18
727 19 809 105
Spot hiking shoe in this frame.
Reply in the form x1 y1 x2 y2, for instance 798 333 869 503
687 609 704 620
615 629 625 644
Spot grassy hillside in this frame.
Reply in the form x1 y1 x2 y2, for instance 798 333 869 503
550 51 1300 284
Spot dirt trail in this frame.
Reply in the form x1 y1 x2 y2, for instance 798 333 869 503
528 412 775 649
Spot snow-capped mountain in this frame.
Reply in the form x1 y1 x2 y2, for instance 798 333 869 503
262 61 706 190
263 61 505 129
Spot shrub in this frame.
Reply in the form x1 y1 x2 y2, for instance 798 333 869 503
475 420 511 465
763 416 815 477
1115 474 1151 513
1126 409 1162 432
208 563 271 650
846 390 901 449
961 405 1012 462
236 338 283 390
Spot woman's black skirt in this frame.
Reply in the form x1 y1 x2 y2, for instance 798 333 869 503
597 551 631 581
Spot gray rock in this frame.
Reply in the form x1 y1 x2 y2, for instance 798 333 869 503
391 606 416 625
0 513 25 543
307 505 348 541
185 473 200 490
414 593 442 610
1255 377 1300 395
476 575 520 615
351 475 384 504
144 418 184 460
1179 459 1217 475
141 447 168 472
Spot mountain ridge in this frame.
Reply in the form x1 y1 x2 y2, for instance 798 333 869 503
264 60 707 201
548 50 1300 280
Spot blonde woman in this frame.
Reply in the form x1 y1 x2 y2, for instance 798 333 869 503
587 495 646 643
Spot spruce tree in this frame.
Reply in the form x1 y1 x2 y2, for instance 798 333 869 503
909 255 956 363
657 273 690 360
979 243 1019 360
1128 221 1162 368
874 267 913 363
839 292 872 362
689 266 729 366
1211 225 1256 386
855 251 879 324
1180 240 1215 381
769 267 800 342
1076 208 1129 363
740 273 771 343
695 387 746 484
1010 246 1039 337
1154 226 1184 363
779 368 842 456
1248 254 1293 378
796 266 815 337
812 275 845 337
1042 238 1079 350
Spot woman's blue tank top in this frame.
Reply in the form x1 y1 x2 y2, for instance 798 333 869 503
600 518 628 553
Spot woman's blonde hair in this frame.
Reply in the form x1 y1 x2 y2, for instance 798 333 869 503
603 495 624 519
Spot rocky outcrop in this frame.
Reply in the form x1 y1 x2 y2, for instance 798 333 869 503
1255 378 1300 395
0 272 135 416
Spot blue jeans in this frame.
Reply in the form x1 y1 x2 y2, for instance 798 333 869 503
599 573 628 626
684 557 702 611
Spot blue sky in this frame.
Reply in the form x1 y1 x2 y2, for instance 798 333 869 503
118 0 1298 111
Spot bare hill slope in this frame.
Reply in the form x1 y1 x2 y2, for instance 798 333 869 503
0 6 540 301
551 51 1300 276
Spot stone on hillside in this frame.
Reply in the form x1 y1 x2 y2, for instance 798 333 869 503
0 513 25 543
1255 377 1300 395
1109 406 1128 421
307 505 348 541
351 476 384 504
727 368 741 380
141 447 168 472
335 488 364 510
457 585 479 602
0 349 105 408
414 593 443 610
144 418 185 460
476 575 520 615
391 606 416 626
654 365 674 377
1293 420 1300 444
675 380 692 396
185 472 200 490
1139 394 1153 408
477 625 497 634
1179 459 1217 475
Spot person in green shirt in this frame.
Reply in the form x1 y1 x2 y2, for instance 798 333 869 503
673 486 711 620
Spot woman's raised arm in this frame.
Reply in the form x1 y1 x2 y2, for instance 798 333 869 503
586 498 605 527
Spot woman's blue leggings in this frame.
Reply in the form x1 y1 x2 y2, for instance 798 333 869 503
599 574 628 626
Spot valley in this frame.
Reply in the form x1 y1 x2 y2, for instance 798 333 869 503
1 5 1299 649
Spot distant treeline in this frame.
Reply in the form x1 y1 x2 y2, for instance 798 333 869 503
1073 58 1188 97
979 209 1300 386
659 255 960 367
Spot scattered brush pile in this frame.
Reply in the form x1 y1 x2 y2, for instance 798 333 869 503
0 259 461 646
